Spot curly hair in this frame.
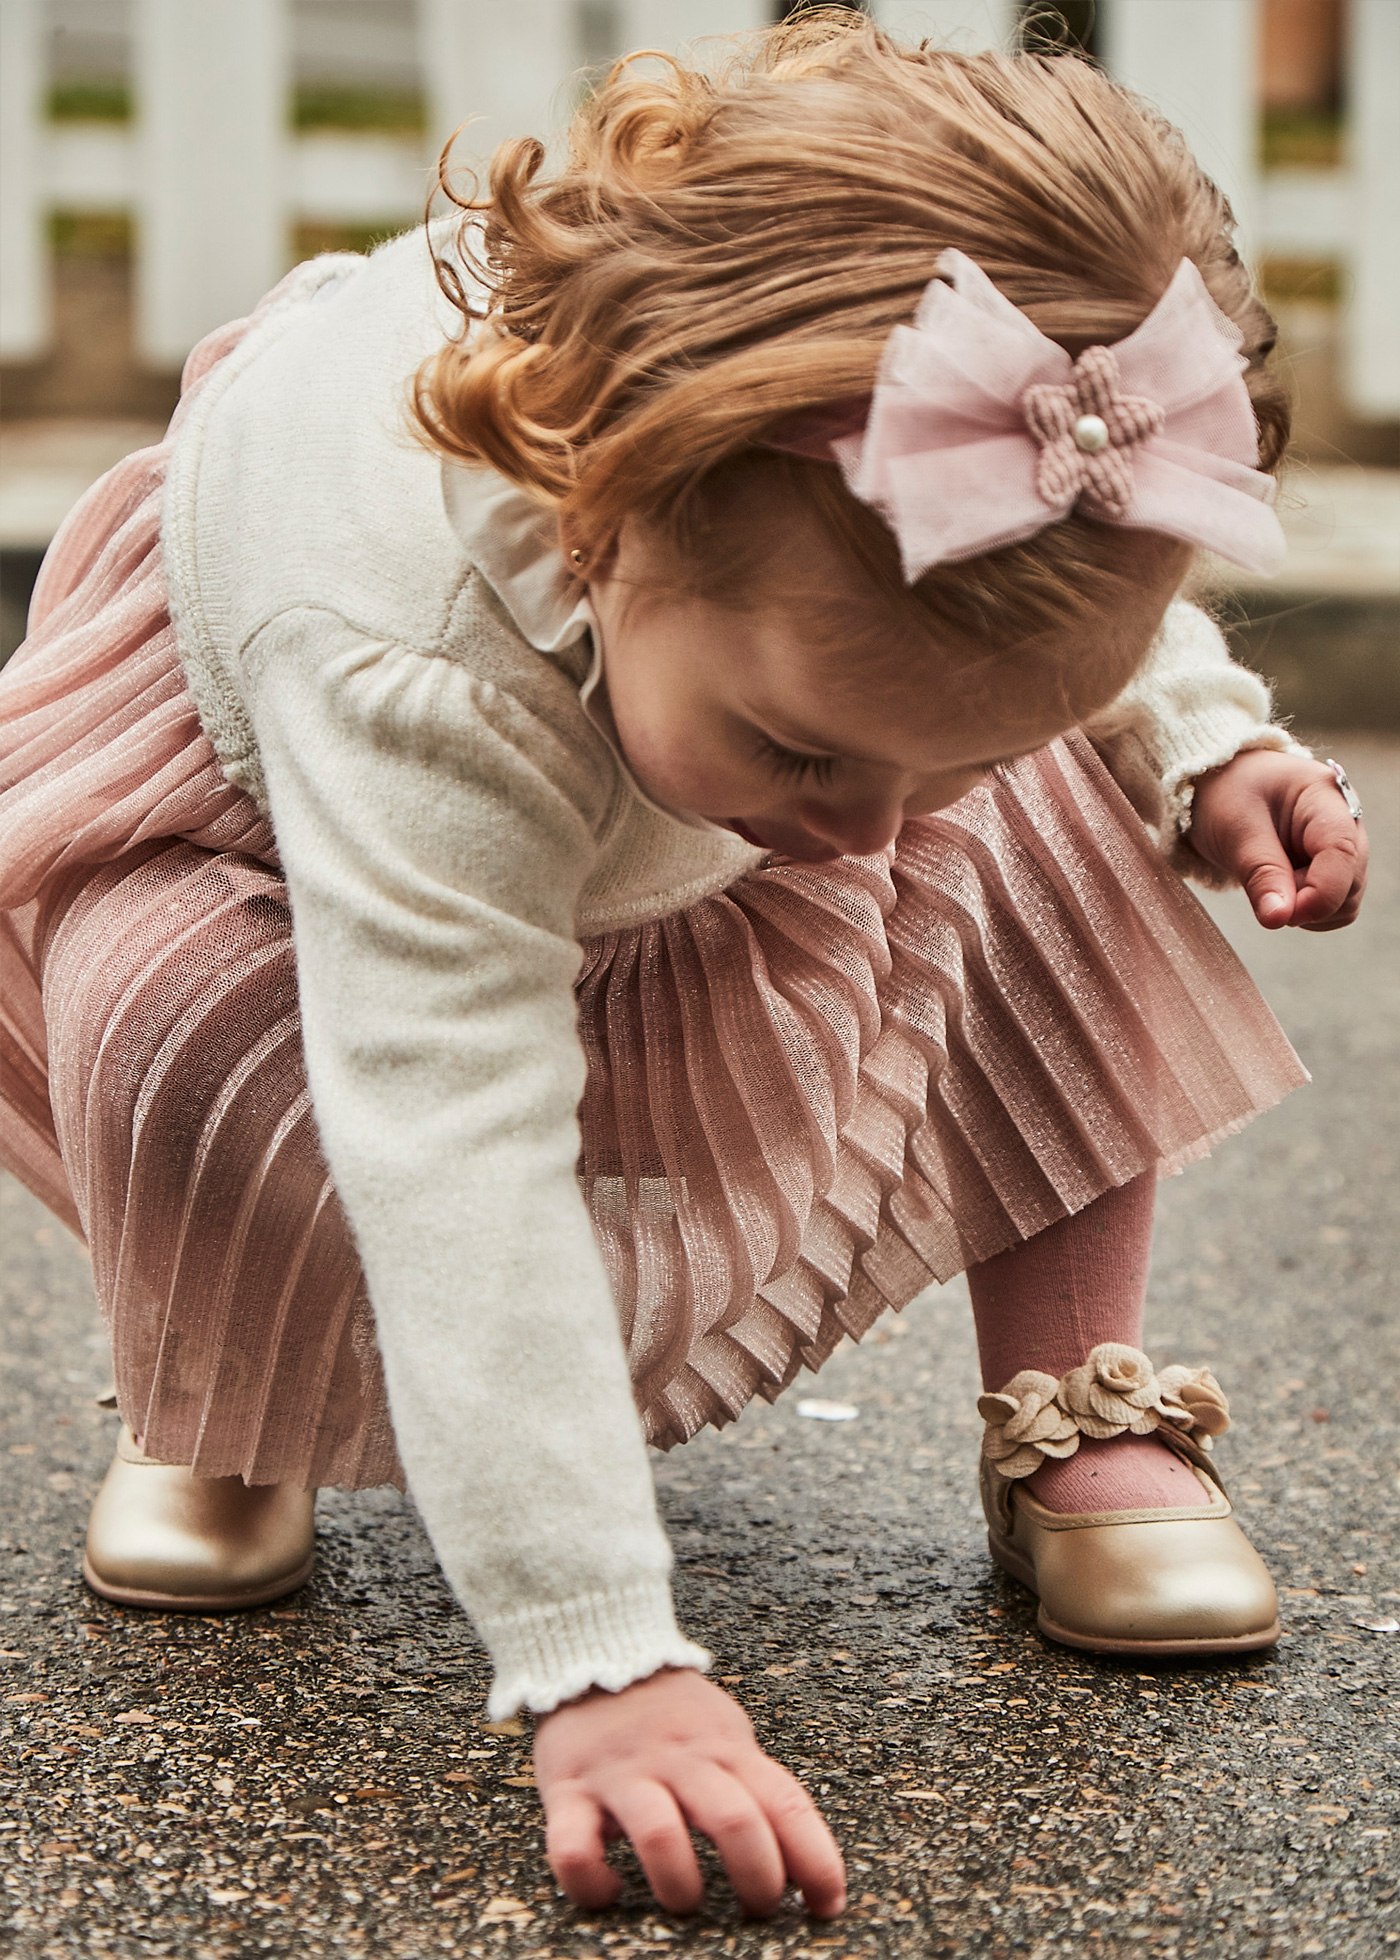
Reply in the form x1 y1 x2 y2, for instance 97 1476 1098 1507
407 8 1288 669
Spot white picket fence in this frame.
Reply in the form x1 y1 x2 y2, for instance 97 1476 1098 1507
1 0 1397 415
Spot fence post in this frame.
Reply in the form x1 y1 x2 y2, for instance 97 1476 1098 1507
0 0 50 361
1102 0 1260 264
132 0 289 368
622 3 773 51
875 1 1019 51
417 0 581 181
1346 0 1400 417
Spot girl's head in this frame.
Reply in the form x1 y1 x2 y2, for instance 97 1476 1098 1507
411 10 1289 860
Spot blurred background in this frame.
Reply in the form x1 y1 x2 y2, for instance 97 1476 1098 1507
1 0 1396 724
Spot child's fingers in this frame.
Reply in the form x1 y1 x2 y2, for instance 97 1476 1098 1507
1289 799 1367 929
1210 766 1368 931
1292 846 1362 924
741 1754 848 1917
671 1761 788 1916
1236 832 1299 928
1291 886 1364 930
603 1779 707 1914
543 1783 623 1910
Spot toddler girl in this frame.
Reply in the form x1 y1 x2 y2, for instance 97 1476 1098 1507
0 13 1370 1923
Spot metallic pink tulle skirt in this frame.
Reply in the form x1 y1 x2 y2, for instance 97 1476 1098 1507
0 289 1309 1491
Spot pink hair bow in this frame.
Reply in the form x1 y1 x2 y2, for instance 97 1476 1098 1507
766 250 1286 581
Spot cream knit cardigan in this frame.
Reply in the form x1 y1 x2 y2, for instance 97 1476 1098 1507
161 221 1310 1720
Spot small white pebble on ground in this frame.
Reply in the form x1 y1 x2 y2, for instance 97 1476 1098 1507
795 1399 860 1422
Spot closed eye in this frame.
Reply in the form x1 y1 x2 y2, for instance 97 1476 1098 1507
753 734 839 785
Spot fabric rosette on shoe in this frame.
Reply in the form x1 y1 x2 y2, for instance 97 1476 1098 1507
981 1343 1233 1482
978 1371 1081 1479
1058 1341 1182 1439
1059 1343 1231 1446
1157 1364 1231 1439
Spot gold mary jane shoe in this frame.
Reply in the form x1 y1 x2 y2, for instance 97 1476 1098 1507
83 1421 317 1612
977 1343 1281 1658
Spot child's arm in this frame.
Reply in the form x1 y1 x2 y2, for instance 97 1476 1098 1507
234 594 847 1918
1082 599 1368 931
1079 597 1314 889
241 598 710 1722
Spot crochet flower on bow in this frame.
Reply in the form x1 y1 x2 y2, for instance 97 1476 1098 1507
1021 346 1165 517
979 1343 1231 1481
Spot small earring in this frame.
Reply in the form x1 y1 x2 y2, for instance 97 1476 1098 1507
568 546 587 569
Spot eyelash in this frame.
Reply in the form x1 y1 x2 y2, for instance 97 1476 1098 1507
754 736 838 785
753 738 1021 789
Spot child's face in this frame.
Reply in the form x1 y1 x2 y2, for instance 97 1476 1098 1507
584 509 1173 864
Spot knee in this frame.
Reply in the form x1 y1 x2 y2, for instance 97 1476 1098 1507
39 843 299 1173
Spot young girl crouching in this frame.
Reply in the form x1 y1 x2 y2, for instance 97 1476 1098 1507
0 12 1368 1921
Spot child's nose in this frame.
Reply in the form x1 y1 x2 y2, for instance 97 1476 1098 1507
794 795 905 857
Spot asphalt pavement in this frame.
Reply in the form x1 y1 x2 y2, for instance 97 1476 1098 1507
3 731 1397 1960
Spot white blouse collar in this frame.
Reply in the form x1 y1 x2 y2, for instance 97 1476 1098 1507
440 459 744 840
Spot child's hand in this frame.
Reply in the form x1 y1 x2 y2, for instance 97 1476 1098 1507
532 1665 846 1919
1184 750 1369 931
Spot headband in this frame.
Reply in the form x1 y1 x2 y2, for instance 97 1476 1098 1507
763 250 1286 581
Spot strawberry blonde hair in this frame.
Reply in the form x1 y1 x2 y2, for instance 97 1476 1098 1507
408 9 1288 704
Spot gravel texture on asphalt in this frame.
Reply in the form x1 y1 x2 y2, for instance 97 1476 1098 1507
3 732 1396 1960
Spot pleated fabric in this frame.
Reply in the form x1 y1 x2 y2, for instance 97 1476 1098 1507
574 743 1310 1450
0 291 1309 1489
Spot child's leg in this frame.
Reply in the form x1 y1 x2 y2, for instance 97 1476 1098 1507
37 839 403 1493
966 1172 1205 1511
0 896 84 1237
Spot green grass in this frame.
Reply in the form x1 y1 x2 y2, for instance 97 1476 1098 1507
44 209 414 265
47 80 131 122
46 81 428 136
291 219 414 260
1259 256 1344 307
1260 107 1344 171
292 87 427 135
47 210 134 256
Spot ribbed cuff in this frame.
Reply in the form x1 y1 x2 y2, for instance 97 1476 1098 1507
479 1579 714 1722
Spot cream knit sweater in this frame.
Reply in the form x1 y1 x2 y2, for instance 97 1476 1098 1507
160 221 1310 1720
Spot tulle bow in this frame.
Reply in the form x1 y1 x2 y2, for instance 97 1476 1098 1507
766 251 1286 582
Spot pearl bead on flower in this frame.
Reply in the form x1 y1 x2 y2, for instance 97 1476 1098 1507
1072 413 1110 454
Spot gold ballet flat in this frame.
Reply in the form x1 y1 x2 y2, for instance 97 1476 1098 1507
82 1422 317 1611
979 1455 1281 1656
977 1341 1281 1657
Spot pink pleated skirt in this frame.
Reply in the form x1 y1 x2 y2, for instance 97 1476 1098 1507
0 279 1310 1491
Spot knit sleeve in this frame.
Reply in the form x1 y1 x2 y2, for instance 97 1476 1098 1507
1080 597 1315 889
240 602 712 1720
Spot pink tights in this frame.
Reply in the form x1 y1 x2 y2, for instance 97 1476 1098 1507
967 1173 1207 1513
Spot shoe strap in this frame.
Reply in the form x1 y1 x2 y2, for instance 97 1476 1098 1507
1152 1418 1228 1495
